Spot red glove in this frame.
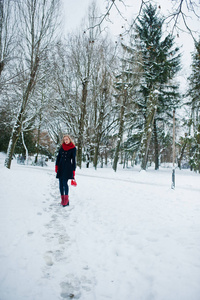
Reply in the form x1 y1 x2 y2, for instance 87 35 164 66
71 171 77 186
71 179 77 186
55 165 58 173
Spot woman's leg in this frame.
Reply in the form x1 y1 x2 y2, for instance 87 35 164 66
63 179 69 195
59 178 64 195
63 179 69 206
59 179 65 205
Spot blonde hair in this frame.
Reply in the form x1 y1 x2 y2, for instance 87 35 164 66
62 134 75 146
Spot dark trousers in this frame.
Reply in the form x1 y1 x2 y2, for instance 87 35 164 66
59 178 69 196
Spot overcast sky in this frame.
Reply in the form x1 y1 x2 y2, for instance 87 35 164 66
61 0 200 90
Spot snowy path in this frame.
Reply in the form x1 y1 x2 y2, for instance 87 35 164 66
0 161 200 300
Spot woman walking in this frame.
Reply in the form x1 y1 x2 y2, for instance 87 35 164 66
55 135 76 207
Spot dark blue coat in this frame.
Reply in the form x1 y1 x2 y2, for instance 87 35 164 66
56 146 76 179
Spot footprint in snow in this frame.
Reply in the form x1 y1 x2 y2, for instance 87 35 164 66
43 251 54 266
54 249 68 262
60 280 81 299
59 234 70 245
60 274 93 299
27 231 34 236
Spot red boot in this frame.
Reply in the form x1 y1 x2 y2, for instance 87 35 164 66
63 195 69 207
61 195 64 205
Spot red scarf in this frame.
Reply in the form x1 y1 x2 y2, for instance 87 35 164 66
62 142 75 151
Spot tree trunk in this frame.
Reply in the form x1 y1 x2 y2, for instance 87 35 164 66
193 124 200 172
86 148 90 168
141 91 158 170
197 125 200 173
4 113 23 168
113 89 127 172
35 112 42 164
178 137 187 169
105 150 108 166
93 141 99 169
77 79 88 168
93 100 104 169
154 119 159 170
21 130 28 165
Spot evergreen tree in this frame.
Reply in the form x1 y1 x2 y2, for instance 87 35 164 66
186 40 200 172
187 40 200 129
133 4 181 170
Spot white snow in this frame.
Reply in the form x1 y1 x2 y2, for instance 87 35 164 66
0 153 200 300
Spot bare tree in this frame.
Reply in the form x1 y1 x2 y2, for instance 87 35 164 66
88 0 200 40
92 39 116 169
5 0 60 169
0 0 16 80
64 3 102 168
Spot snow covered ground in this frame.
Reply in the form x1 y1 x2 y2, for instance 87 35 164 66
0 153 200 300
